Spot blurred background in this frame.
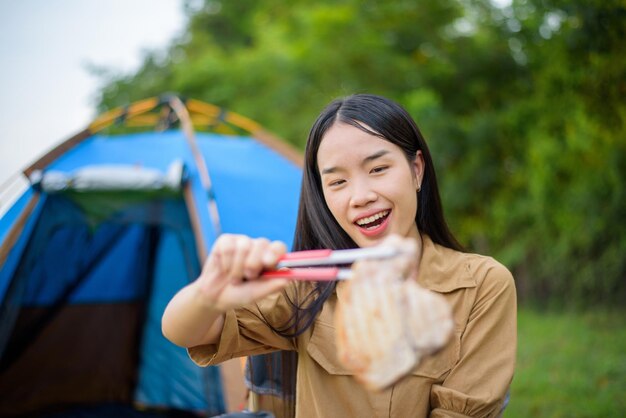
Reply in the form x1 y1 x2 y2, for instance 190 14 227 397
0 0 185 187
2 0 625 416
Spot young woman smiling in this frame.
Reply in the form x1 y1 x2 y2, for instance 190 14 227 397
162 94 517 418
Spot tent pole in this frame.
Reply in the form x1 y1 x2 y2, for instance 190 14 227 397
169 96 222 238
0 194 40 269
183 183 208 263
170 96 250 413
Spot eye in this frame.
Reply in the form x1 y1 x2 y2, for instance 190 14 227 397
370 165 389 174
328 179 346 187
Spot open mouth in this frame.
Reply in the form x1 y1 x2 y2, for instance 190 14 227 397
355 210 390 230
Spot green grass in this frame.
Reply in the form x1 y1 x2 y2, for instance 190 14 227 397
505 308 626 417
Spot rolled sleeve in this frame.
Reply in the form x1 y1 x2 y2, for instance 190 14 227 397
188 309 240 366
430 262 517 417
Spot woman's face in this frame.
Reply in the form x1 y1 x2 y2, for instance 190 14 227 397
317 121 424 248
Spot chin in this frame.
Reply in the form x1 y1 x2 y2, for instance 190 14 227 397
354 235 386 248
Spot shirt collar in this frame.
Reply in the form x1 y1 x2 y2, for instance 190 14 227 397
416 234 477 293
335 234 476 300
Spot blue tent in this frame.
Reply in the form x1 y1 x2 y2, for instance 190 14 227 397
0 96 302 417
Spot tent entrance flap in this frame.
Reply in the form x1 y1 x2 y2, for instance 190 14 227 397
0 192 225 416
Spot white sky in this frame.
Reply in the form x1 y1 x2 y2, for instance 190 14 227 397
0 0 186 188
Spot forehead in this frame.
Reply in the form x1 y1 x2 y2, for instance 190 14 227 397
317 122 401 168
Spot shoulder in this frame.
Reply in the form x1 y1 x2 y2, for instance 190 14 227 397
419 235 514 295
463 252 514 289
451 249 516 301
457 252 517 321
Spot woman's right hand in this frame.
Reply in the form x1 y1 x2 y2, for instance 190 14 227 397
194 234 290 311
162 234 288 347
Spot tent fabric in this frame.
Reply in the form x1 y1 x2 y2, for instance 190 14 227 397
0 125 302 417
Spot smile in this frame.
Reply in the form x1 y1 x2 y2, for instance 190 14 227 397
355 210 390 230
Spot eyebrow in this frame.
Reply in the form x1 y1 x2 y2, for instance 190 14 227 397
320 149 390 175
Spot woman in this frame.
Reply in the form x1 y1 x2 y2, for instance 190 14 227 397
162 94 517 417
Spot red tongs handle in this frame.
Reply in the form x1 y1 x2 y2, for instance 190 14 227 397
262 246 401 281
260 267 343 281
278 249 333 262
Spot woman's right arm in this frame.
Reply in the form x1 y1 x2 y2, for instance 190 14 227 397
161 234 289 348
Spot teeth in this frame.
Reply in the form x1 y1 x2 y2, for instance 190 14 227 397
356 210 389 226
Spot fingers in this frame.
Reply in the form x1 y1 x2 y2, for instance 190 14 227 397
227 237 252 283
243 238 269 279
264 240 287 266
205 234 285 280
197 235 289 309
244 239 286 280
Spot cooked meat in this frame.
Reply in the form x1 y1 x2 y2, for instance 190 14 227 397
334 237 453 391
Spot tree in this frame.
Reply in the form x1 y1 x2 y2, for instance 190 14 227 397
94 0 626 307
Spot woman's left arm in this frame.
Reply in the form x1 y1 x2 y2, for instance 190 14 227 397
430 263 517 418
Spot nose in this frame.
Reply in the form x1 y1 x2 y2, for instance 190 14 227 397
349 178 377 208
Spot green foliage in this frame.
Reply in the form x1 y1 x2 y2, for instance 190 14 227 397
508 308 626 417
93 0 626 307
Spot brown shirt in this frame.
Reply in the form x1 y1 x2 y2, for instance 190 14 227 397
189 235 517 417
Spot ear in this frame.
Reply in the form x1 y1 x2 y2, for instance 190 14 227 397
412 150 425 191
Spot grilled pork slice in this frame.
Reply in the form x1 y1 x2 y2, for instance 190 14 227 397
334 237 453 391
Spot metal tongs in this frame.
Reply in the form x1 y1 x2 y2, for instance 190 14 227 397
261 246 402 281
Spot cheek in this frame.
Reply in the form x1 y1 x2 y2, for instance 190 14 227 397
323 191 348 224
395 178 419 217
